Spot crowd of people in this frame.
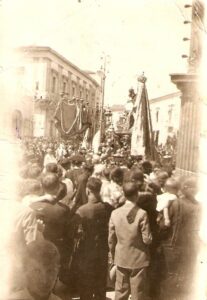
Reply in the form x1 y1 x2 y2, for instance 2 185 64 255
5 137 202 300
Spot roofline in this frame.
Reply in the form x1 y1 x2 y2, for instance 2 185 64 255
15 46 100 87
149 91 181 104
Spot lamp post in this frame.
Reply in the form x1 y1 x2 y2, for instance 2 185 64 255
99 54 110 143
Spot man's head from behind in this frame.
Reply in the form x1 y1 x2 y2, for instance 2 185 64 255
22 179 42 197
181 176 198 201
41 173 60 195
156 170 169 187
141 160 153 175
25 240 60 298
125 168 144 189
45 163 58 174
123 182 138 202
111 167 124 186
86 176 102 197
71 155 83 167
27 164 42 179
164 177 180 195
83 163 94 177
102 167 111 181
45 163 62 178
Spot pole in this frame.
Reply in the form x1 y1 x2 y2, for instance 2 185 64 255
99 72 105 143
99 54 110 144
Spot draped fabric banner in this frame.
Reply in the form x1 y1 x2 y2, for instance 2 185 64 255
92 130 101 153
54 101 77 136
130 76 155 159
54 100 92 139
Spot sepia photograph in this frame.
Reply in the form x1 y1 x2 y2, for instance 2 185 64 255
0 0 207 299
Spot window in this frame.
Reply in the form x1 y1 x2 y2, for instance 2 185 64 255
168 105 173 123
72 86 75 97
52 76 56 93
35 81 39 91
156 109 159 123
63 82 66 93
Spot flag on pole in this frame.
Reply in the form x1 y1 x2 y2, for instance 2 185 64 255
92 130 101 153
130 74 155 159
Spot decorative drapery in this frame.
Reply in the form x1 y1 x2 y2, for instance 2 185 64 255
54 99 92 139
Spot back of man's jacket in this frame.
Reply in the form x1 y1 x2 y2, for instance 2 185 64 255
76 200 110 260
30 200 70 243
108 201 152 269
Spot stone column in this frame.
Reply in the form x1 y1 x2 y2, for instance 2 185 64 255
170 73 201 175
170 1 205 176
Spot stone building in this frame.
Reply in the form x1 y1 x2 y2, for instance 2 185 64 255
0 62 34 139
109 93 181 145
13 46 103 138
149 91 181 145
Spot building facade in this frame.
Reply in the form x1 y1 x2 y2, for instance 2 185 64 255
0 61 34 139
149 92 181 145
13 46 103 138
110 104 126 131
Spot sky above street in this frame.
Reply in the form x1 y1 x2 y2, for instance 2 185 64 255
2 0 194 104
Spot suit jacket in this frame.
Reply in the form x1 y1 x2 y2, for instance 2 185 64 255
162 196 201 250
74 172 90 208
76 199 111 265
108 201 152 269
77 199 110 274
30 199 70 245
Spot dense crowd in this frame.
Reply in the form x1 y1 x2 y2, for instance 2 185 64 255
5 137 202 300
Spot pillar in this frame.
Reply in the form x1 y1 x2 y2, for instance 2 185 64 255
170 73 201 175
170 1 205 176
